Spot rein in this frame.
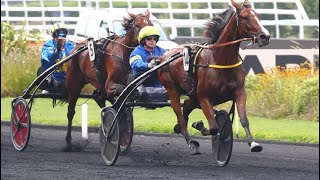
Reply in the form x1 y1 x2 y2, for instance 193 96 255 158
103 36 136 49
187 37 251 69
195 37 252 49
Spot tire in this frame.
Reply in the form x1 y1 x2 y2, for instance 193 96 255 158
212 110 233 167
10 98 31 151
119 107 134 155
99 107 120 166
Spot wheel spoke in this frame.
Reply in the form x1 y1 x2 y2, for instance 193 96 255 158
19 129 23 146
104 144 111 161
107 142 115 160
218 142 226 161
102 141 108 158
20 123 28 128
14 113 22 125
223 136 231 143
12 127 19 139
12 113 18 125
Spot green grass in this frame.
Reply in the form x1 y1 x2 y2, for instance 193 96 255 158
1 97 318 144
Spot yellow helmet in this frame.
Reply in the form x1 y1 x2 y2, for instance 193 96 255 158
138 26 160 43
51 22 68 38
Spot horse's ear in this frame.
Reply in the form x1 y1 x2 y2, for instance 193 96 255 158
127 11 137 19
145 9 150 18
231 0 241 11
243 0 251 8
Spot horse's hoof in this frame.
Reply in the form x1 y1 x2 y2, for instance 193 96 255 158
250 142 263 152
189 140 201 155
173 124 181 134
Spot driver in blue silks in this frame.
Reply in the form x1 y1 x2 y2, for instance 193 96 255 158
41 22 74 93
129 26 168 103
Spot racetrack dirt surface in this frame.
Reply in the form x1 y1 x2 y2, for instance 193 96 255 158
1 123 319 180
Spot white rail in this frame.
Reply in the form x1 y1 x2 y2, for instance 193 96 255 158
1 0 318 39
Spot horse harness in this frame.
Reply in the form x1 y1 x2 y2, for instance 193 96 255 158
87 15 149 86
181 41 245 96
87 35 118 85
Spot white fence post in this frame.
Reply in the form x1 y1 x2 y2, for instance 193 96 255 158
81 104 88 140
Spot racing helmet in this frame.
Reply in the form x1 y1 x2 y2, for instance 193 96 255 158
138 26 160 43
51 22 68 38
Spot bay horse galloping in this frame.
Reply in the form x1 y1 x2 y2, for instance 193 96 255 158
158 0 270 154
64 10 152 151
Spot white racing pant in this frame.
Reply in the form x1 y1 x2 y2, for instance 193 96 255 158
136 85 169 102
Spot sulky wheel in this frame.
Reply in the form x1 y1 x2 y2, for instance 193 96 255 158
212 110 233 167
10 98 31 151
99 107 120 166
119 107 134 155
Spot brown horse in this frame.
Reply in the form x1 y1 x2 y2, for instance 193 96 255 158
158 0 270 154
64 10 152 151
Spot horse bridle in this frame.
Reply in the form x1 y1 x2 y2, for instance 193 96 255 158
103 14 150 50
234 5 260 46
128 14 149 29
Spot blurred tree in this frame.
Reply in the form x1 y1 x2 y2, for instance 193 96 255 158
301 0 319 19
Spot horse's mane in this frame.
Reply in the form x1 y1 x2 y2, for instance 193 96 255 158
122 13 143 32
203 6 235 44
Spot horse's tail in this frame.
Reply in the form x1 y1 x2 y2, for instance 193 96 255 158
57 99 68 106
52 97 68 108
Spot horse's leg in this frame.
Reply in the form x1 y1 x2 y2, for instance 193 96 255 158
64 86 82 152
186 97 215 136
235 89 263 152
197 97 219 136
93 90 106 108
105 78 126 102
182 98 196 124
96 98 106 109
65 66 84 151
169 91 200 155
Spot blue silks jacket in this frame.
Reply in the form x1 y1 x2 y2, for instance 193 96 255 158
129 45 166 87
41 39 74 82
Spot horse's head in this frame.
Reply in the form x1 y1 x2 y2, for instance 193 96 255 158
122 9 153 45
231 0 270 47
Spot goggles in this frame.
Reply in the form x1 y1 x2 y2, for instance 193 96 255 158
145 36 159 41
55 30 67 37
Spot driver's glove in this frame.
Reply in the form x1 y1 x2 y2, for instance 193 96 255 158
147 59 158 69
